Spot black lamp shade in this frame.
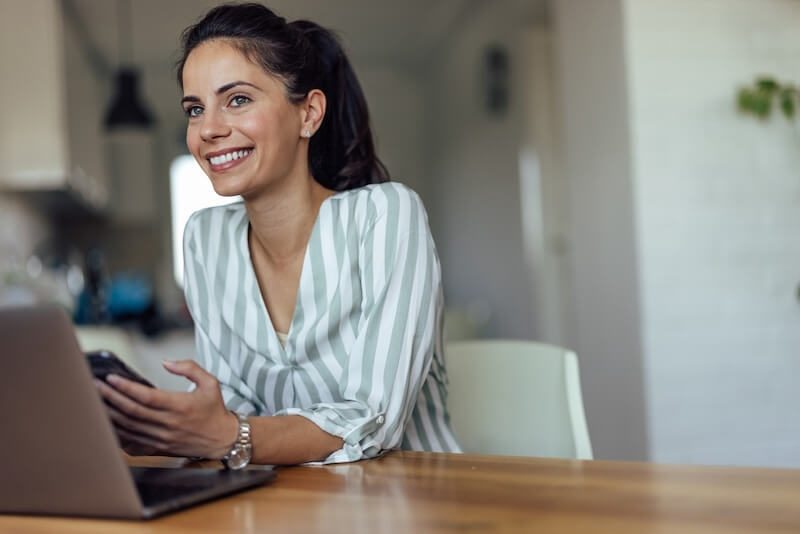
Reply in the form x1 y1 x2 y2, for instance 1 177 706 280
104 68 154 130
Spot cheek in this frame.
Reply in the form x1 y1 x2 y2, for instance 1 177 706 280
185 126 202 157
241 104 299 143
237 115 271 141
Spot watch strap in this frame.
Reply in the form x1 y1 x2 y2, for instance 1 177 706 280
221 412 252 469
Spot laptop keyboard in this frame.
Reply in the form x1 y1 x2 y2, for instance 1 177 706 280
137 482 195 507
129 466 275 513
131 467 235 508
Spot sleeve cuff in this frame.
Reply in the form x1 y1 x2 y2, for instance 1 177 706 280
279 407 388 464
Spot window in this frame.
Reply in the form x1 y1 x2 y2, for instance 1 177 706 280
169 155 240 289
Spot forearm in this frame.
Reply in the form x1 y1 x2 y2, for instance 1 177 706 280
248 414 344 465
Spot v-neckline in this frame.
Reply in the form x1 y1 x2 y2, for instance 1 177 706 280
242 193 339 353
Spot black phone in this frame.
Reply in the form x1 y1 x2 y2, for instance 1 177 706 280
86 349 154 388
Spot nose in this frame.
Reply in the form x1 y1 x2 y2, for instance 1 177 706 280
200 108 230 141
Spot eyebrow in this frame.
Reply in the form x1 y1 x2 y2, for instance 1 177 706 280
181 81 259 105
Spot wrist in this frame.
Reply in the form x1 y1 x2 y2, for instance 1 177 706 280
210 410 240 460
220 413 253 470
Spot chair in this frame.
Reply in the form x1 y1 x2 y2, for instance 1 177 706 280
446 340 593 459
443 307 482 342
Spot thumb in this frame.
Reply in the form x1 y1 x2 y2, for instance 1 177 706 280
162 359 214 387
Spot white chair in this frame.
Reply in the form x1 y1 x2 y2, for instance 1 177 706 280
446 339 593 459
443 307 481 342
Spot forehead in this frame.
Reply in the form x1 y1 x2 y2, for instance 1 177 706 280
182 40 270 92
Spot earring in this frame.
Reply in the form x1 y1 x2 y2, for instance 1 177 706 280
304 130 312 138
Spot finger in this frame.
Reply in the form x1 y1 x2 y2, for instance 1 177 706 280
105 374 175 410
162 359 215 388
97 378 170 423
104 400 170 443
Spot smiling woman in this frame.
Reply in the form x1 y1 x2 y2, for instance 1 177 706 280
181 40 313 199
95 2 461 468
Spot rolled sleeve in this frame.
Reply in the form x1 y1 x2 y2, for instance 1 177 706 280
287 187 441 464
277 405 387 463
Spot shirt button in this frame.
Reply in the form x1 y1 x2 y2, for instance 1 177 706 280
377 415 385 425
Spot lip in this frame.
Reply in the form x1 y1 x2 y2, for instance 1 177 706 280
205 147 253 172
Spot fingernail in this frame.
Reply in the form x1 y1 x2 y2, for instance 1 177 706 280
162 359 175 367
106 374 120 383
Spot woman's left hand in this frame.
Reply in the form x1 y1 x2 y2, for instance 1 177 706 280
94 359 238 459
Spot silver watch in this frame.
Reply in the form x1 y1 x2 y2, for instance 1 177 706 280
221 412 252 470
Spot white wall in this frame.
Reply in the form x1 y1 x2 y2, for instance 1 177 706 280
625 0 800 467
550 0 650 461
426 1 539 339
552 0 800 467
356 65 431 203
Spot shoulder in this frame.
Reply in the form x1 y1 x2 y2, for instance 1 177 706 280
332 182 427 230
185 201 246 230
365 181 424 211
183 201 247 251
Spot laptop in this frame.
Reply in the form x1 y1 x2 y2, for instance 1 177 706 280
0 305 275 519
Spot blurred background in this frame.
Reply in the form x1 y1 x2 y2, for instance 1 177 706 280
1 0 798 468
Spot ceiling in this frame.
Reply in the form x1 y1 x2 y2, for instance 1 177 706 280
65 0 548 127
68 0 495 72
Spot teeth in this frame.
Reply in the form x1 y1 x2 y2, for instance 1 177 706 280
209 149 251 165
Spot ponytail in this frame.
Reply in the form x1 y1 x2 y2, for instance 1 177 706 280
289 20 389 190
177 3 389 190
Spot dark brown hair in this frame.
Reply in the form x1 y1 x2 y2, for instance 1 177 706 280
176 3 389 190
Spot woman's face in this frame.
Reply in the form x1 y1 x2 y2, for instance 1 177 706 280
182 40 306 198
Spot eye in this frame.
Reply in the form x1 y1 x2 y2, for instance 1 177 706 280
230 95 251 107
184 105 203 118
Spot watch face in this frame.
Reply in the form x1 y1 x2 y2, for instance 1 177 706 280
227 445 251 470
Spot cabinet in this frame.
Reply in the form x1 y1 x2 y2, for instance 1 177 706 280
0 0 108 212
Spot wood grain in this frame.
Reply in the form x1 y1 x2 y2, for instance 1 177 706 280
2 451 800 533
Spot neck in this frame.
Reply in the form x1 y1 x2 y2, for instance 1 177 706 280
245 176 334 264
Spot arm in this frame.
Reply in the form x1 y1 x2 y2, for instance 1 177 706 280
95 361 343 464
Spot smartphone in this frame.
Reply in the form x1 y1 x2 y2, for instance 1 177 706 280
86 349 154 388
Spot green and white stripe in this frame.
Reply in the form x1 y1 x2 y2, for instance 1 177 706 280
183 182 461 463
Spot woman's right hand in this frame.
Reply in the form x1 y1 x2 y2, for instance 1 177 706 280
93 360 238 460
94 379 161 456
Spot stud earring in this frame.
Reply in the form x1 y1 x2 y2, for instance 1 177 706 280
304 130 312 138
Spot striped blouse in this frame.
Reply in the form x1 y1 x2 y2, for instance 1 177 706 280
182 182 462 463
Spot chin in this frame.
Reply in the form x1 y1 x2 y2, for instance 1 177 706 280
209 179 246 198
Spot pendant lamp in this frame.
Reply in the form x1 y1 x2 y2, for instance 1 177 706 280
104 0 154 130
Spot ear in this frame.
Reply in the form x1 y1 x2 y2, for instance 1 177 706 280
300 89 326 139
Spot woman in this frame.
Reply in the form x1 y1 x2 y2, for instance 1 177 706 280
95 3 460 466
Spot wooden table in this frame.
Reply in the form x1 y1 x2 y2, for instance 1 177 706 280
2 451 800 533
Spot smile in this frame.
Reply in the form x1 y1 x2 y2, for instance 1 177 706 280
208 148 253 166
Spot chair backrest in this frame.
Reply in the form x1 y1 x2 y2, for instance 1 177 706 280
446 339 593 459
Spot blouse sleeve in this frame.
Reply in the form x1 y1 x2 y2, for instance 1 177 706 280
182 210 261 415
277 185 442 464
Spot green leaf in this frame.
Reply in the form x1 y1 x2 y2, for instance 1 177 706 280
780 88 796 118
756 77 779 93
736 76 798 121
754 90 772 117
737 88 755 112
